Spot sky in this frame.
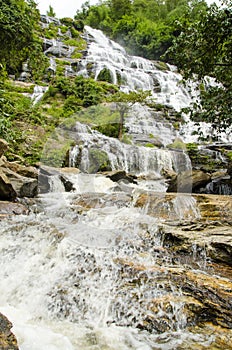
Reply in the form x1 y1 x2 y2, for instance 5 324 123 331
37 0 99 18
37 0 220 19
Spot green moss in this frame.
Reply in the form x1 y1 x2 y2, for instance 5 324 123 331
226 151 232 161
154 61 169 71
56 59 70 66
70 27 81 38
43 23 59 39
97 68 113 84
88 148 111 173
71 49 83 59
121 134 132 144
116 71 122 85
145 143 155 148
167 138 186 150
63 38 79 46
173 122 180 130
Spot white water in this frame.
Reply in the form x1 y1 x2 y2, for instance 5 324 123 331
80 26 196 112
31 85 49 104
68 120 191 193
0 182 216 350
78 26 231 143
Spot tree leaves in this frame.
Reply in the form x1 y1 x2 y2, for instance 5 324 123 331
166 1 232 130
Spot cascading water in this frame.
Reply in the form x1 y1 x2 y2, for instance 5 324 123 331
79 25 231 143
69 121 191 177
31 85 49 105
80 26 195 112
0 186 218 350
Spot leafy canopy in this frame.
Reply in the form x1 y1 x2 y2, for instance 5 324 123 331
75 0 208 60
0 0 40 73
166 0 232 131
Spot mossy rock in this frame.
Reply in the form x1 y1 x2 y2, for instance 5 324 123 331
153 61 169 71
88 148 111 173
167 138 186 150
96 68 114 84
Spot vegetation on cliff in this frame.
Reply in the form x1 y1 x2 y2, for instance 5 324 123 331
0 0 231 167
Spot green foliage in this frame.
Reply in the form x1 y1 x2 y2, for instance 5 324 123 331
49 75 114 108
60 17 74 26
46 5 56 17
97 68 114 83
28 38 49 81
43 23 59 39
107 90 151 139
109 0 132 21
0 0 40 74
63 95 82 114
42 136 72 167
75 0 207 60
227 151 232 161
145 143 155 148
167 1 232 130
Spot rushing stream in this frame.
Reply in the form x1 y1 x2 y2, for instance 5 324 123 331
0 183 219 350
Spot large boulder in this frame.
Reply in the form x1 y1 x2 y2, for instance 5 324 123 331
3 167 38 198
0 170 17 201
166 169 211 193
0 313 19 350
38 165 79 193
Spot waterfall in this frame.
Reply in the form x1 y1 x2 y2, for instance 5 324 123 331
80 26 196 112
68 120 191 194
1 24 231 350
77 25 231 143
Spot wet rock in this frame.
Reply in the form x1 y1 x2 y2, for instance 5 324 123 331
38 166 79 193
0 313 19 350
71 192 132 211
104 170 137 184
181 270 232 328
206 176 232 195
60 175 75 192
0 157 39 199
116 257 232 331
162 224 232 266
104 170 127 182
0 201 29 218
39 165 80 176
135 192 232 224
